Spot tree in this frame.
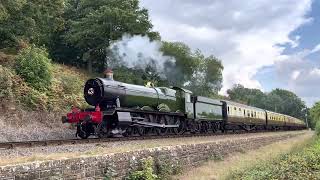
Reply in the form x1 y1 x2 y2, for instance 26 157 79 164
64 0 158 72
227 84 267 107
309 102 320 129
268 89 305 119
187 50 223 96
0 0 65 48
161 42 197 87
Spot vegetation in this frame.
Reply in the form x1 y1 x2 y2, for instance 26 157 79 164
228 136 320 180
61 0 159 73
0 65 13 100
310 102 320 129
15 46 53 91
126 157 158 180
126 156 182 180
0 0 224 100
0 51 89 111
0 0 65 48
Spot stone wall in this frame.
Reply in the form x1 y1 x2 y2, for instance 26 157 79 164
0 132 304 180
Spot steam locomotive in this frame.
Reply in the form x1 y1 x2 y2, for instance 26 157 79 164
62 71 306 139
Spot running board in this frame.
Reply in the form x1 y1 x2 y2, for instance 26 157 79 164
117 111 179 128
133 120 179 128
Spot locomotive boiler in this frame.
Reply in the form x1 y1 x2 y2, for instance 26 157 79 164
84 78 182 112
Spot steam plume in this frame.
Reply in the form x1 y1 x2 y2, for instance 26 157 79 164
109 34 176 78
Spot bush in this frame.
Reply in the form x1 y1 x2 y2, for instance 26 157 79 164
315 121 320 136
127 157 158 180
15 45 53 91
0 65 13 100
155 158 182 180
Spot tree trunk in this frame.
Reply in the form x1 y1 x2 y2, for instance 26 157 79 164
83 51 92 73
87 58 92 73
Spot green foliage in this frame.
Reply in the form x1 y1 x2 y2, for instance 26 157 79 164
15 46 53 91
188 51 223 96
0 0 65 48
0 65 13 100
228 138 320 180
0 63 48 110
227 84 266 105
227 85 306 119
161 42 197 87
310 102 320 129
155 158 182 180
267 89 306 118
127 157 158 180
127 157 183 180
316 121 320 136
63 0 158 72
161 42 224 96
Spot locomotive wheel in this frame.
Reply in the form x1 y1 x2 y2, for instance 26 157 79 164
156 116 168 136
77 123 90 139
173 118 185 135
201 122 209 133
136 126 145 136
123 126 133 137
190 121 201 134
96 121 111 138
211 122 217 133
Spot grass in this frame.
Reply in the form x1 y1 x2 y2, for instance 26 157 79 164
228 132 320 180
174 131 314 180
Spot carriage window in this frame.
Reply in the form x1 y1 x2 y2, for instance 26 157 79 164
239 108 241 111
234 107 237 110
244 110 246 116
254 112 256 118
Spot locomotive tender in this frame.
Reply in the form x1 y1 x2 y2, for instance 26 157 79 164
62 74 306 139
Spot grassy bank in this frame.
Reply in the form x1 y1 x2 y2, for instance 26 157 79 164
175 131 313 180
0 51 92 141
228 133 319 180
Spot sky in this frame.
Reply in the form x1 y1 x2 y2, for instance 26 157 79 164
140 0 320 107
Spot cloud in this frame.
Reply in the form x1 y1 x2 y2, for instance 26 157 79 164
274 44 320 106
140 0 312 93
311 43 320 53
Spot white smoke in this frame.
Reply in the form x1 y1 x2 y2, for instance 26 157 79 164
109 34 176 77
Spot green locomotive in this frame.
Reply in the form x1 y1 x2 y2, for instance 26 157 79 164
62 74 306 139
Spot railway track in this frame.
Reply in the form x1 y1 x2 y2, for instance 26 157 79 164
0 130 301 150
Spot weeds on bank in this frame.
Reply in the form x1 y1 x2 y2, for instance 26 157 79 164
228 136 320 180
123 156 182 180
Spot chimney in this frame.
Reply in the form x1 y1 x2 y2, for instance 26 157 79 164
104 68 114 80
